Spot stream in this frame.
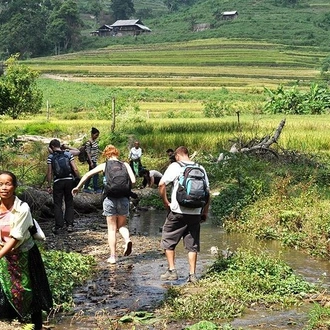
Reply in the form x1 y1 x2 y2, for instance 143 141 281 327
51 209 330 329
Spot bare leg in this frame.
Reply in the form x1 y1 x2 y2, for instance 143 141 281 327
165 249 176 269
117 215 130 242
188 251 197 274
106 215 118 256
117 215 132 256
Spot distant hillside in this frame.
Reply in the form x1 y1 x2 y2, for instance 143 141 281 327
143 0 330 47
82 0 330 50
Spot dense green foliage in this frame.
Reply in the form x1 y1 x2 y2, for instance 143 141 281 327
162 249 317 321
111 0 135 20
0 0 82 58
42 248 96 310
265 83 330 115
0 55 42 119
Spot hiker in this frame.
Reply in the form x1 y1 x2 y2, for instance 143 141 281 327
158 146 210 283
72 144 136 264
129 140 143 176
84 127 102 194
47 139 80 234
166 148 176 163
161 148 176 173
0 171 53 330
140 169 163 188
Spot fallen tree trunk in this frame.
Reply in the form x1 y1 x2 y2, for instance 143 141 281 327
217 119 286 162
16 135 85 145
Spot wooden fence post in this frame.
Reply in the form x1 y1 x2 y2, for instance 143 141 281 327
111 97 115 133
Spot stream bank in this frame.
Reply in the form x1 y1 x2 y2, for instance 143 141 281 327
1 198 330 329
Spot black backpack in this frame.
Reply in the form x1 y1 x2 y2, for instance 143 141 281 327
104 160 131 198
78 143 88 163
176 162 209 208
51 151 72 178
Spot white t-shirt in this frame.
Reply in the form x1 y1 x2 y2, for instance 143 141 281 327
129 147 142 160
160 161 209 215
149 170 162 178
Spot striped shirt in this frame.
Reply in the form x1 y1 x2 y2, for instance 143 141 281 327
86 140 99 162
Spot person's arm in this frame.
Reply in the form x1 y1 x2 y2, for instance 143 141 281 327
201 195 210 222
72 163 105 195
46 163 53 193
137 148 142 159
0 237 18 259
201 168 210 222
125 163 136 185
85 140 93 165
158 180 170 209
70 159 80 178
63 144 80 156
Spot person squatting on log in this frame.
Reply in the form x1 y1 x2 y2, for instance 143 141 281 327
72 145 136 264
0 171 53 330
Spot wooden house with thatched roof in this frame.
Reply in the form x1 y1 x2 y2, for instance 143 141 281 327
90 24 113 37
111 19 151 36
91 19 151 37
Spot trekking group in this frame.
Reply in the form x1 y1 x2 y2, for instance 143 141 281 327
0 127 210 329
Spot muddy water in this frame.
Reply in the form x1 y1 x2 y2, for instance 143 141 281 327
53 210 330 329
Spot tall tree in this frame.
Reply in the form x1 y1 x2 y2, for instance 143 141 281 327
0 54 42 119
0 0 51 58
47 0 83 54
110 0 135 21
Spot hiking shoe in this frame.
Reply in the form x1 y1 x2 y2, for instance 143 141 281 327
107 256 116 264
83 188 93 194
94 189 103 194
187 273 198 283
67 225 74 233
52 226 63 235
160 269 178 281
124 240 132 256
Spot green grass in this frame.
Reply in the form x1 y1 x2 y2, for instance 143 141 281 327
160 249 317 322
18 38 328 125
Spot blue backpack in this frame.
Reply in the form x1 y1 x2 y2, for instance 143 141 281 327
176 162 209 208
51 151 72 178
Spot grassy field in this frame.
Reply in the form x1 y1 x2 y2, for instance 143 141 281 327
18 38 327 123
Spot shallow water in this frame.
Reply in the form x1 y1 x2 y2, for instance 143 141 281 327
52 209 330 329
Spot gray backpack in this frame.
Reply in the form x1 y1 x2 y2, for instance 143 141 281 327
176 162 209 208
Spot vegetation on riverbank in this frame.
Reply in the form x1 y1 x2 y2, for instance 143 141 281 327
1 34 330 328
159 249 318 327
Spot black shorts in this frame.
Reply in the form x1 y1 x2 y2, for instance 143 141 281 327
161 211 201 252
154 176 161 185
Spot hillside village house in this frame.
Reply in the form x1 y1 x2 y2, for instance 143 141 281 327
221 11 238 20
91 19 151 37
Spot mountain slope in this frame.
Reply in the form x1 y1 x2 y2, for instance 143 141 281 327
137 0 330 48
